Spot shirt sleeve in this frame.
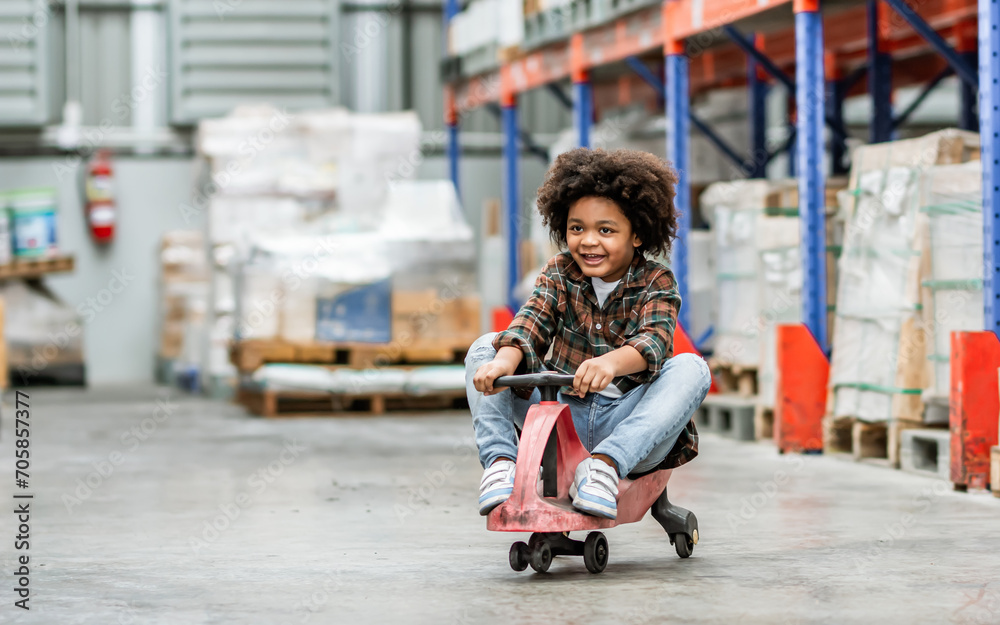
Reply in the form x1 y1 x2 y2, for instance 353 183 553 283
623 268 681 381
493 258 564 373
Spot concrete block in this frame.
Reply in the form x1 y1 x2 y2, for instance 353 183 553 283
900 428 951 481
922 396 949 426
703 395 756 441
693 405 710 430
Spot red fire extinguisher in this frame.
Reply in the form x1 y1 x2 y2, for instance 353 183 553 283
85 150 116 244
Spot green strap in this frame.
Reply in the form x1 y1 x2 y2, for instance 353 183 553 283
922 279 983 290
833 382 922 395
762 206 800 217
919 200 981 216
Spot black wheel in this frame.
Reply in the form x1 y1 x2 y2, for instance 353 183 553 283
583 532 609 574
509 542 529 572
529 540 552 573
672 533 694 559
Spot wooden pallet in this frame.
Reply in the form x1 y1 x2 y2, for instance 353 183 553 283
0 255 74 280
754 403 774 441
823 416 923 466
707 359 758 397
236 387 468 418
230 339 470 373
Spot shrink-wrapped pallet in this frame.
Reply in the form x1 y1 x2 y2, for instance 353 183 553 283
702 179 797 368
828 130 981 423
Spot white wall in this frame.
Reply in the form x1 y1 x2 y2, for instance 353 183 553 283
0 156 203 385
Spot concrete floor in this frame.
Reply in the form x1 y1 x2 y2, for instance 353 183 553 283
2 385 1000 625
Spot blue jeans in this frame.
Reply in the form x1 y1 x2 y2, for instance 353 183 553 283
465 332 712 477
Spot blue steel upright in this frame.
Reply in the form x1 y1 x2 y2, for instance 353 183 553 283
826 74 848 175
980 0 1000 334
574 80 593 148
666 51 691 333
444 0 461 201
447 120 460 199
747 34 768 178
867 0 893 142
961 50 978 131
795 3 828 351
501 100 521 312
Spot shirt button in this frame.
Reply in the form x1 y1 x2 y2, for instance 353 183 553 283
595 323 602 330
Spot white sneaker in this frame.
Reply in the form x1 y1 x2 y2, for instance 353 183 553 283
479 460 516 516
569 457 619 519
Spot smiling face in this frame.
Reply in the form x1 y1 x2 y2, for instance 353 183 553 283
566 196 642 282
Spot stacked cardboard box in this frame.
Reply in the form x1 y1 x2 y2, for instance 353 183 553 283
158 231 210 384
828 129 980 425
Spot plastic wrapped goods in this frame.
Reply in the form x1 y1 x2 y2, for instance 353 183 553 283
917 162 983 400
830 165 923 422
701 179 797 368
250 363 466 395
3 281 84 375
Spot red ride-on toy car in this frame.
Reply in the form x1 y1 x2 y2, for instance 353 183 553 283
489 373 700 574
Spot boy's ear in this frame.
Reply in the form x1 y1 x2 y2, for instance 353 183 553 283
632 234 642 249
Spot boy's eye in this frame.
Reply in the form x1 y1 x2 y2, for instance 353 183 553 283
569 225 583 232
599 227 613 234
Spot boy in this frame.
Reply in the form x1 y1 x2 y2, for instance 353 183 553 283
466 148 711 520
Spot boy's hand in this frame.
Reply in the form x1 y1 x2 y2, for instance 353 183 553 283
572 356 617 396
473 359 516 396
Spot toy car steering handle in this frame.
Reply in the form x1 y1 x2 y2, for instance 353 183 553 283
495 373 576 401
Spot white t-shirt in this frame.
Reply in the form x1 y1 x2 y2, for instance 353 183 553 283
591 277 623 399
591 276 621 307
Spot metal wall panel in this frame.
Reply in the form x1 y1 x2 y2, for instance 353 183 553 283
80 8 132 126
407 7 443 131
0 0 51 126
169 0 340 124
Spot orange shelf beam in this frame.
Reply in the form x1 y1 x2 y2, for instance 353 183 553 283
451 0 977 111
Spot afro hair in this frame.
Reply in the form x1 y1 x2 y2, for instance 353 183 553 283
535 148 679 258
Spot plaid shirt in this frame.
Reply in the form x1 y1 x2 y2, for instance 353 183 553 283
494 251 699 470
